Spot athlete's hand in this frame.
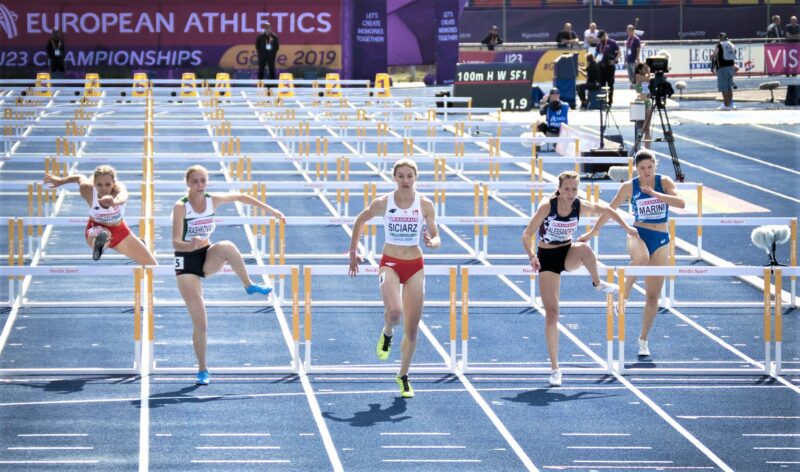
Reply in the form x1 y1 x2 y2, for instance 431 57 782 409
529 254 541 273
190 237 208 251
98 195 115 208
43 174 62 188
271 209 286 225
576 231 594 243
423 229 440 249
625 226 640 238
348 251 363 277
640 184 654 195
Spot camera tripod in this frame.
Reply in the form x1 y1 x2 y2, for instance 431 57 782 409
632 94 685 182
598 96 625 152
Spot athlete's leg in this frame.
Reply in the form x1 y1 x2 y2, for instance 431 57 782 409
538 271 562 371
640 243 669 341
112 234 157 265
176 274 208 371
203 241 251 286
379 268 403 337
624 234 650 301
397 269 424 377
564 241 601 285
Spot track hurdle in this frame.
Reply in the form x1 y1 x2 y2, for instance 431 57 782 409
617 265 776 375
458 265 615 375
773 267 799 375
0 265 143 375
148 264 300 374
301 264 456 374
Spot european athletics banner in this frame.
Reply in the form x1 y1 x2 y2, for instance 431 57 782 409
0 0 341 76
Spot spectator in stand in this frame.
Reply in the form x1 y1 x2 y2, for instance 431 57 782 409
710 32 737 110
556 23 580 49
595 30 620 106
584 22 599 50
767 15 784 42
46 29 66 77
482 26 503 51
577 54 601 110
786 16 800 42
625 24 642 87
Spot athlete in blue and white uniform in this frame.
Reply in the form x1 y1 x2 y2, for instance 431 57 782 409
580 149 685 358
523 171 636 387
172 165 285 386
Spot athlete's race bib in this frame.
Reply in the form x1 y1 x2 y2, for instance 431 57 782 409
636 197 667 220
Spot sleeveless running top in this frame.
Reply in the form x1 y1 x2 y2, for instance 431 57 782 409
179 194 216 241
631 174 669 224
383 191 424 246
88 187 125 225
538 197 580 245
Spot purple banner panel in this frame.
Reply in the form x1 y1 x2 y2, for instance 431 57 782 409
351 0 387 80
435 0 459 85
765 43 800 75
388 0 434 66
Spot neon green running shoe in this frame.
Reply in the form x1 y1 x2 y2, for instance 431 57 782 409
396 375 414 398
376 330 392 361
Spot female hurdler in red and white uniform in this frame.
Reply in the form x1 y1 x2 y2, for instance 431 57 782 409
43 165 157 265
348 159 440 398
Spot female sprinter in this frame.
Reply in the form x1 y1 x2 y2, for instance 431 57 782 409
522 171 637 387
172 165 285 385
633 62 653 149
579 150 685 358
43 165 157 265
348 159 440 398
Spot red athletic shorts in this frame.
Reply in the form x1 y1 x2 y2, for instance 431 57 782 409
85 219 131 249
379 255 424 284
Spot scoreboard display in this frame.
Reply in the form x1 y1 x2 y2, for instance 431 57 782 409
453 63 534 111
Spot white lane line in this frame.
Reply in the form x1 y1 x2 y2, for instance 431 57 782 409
8 446 94 450
154 433 171 437
543 467 714 470
382 459 482 463
766 462 800 465
382 445 466 449
195 446 281 450
17 434 88 437
199 433 271 437
754 447 800 450
566 446 652 450
191 459 291 464
561 433 630 437
380 432 450 436
678 415 800 420
750 123 800 139
0 461 100 464
744 433 800 437
573 460 674 463
139 298 152 472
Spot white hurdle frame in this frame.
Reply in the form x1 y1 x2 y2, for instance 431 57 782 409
458 265 615 375
300 264 457 374
774 267 798 375
0 265 142 376
617 265 780 375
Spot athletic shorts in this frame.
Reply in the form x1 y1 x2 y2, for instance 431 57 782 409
174 246 209 277
636 226 670 256
85 219 131 249
537 244 572 274
379 254 424 284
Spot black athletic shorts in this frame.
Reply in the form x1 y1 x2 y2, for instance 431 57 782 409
537 244 572 274
174 246 209 277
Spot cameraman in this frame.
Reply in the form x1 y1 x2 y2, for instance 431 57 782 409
577 54 601 110
537 88 570 135
710 32 736 110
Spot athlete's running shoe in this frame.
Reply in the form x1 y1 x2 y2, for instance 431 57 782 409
594 280 619 294
92 231 109 261
246 284 272 296
549 369 562 387
196 370 210 385
376 331 392 361
638 339 651 357
396 375 414 398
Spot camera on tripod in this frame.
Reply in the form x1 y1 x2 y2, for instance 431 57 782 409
645 55 675 103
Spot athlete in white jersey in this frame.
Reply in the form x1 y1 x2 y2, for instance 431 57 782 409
522 171 636 387
172 165 286 386
348 159 440 398
43 165 157 265
579 150 685 358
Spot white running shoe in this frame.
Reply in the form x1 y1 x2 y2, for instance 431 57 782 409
716 104 729 110
549 369 562 387
594 280 619 294
638 338 650 357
